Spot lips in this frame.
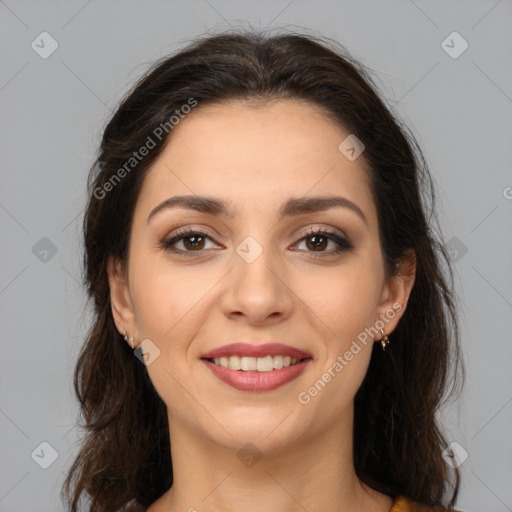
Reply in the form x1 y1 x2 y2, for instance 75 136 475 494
200 342 313 392
200 342 312 360
203 358 311 391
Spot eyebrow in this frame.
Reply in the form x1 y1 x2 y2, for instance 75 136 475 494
147 194 368 226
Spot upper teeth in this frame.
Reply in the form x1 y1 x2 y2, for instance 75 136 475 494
211 355 300 372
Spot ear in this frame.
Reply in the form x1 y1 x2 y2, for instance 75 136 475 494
373 248 416 341
107 255 138 347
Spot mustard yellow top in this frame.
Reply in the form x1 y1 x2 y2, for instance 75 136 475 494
120 494 464 511
391 495 463 512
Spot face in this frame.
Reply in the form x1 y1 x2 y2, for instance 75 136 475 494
109 99 413 452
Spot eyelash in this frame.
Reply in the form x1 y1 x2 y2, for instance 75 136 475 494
160 227 354 259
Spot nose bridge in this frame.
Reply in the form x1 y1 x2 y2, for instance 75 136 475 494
222 230 293 321
233 232 281 291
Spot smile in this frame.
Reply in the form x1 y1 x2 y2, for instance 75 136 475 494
206 355 304 372
201 356 312 392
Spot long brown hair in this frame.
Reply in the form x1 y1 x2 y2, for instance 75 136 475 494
62 28 465 511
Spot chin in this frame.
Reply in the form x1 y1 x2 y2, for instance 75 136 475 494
208 409 307 451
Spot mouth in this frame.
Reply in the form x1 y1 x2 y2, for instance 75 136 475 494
200 342 313 392
203 355 310 371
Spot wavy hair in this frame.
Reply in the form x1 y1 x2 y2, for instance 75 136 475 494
61 28 465 511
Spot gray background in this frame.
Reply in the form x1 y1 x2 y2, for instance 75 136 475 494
1 1 511 511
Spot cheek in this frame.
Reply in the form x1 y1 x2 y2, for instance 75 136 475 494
129 260 203 411
295 265 378 400
128 256 221 396
297 264 380 339
130 254 210 339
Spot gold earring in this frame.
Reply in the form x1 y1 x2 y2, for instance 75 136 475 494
378 328 389 351
123 330 134 349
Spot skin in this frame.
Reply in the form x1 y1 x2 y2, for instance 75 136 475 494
108 99 416 512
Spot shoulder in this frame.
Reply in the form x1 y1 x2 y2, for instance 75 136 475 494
116 498 147 512
391 495 464 512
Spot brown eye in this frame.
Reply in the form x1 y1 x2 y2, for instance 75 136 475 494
180 234 206 251
161 229 219 256
160 227 353 259
304 234 329 252
295 228 353 257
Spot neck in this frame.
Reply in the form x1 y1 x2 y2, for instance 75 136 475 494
155 403 391 512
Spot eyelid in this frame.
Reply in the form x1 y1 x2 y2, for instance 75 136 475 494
294 224 349 241
163 223 348 242
161 227 221 253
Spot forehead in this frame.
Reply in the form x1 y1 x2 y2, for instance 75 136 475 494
136 99 376 224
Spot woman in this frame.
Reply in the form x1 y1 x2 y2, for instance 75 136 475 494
62 29 466 512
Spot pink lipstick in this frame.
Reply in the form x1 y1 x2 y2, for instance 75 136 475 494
200 342 313 392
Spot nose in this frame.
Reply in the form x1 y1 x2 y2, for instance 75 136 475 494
220 244 294 325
